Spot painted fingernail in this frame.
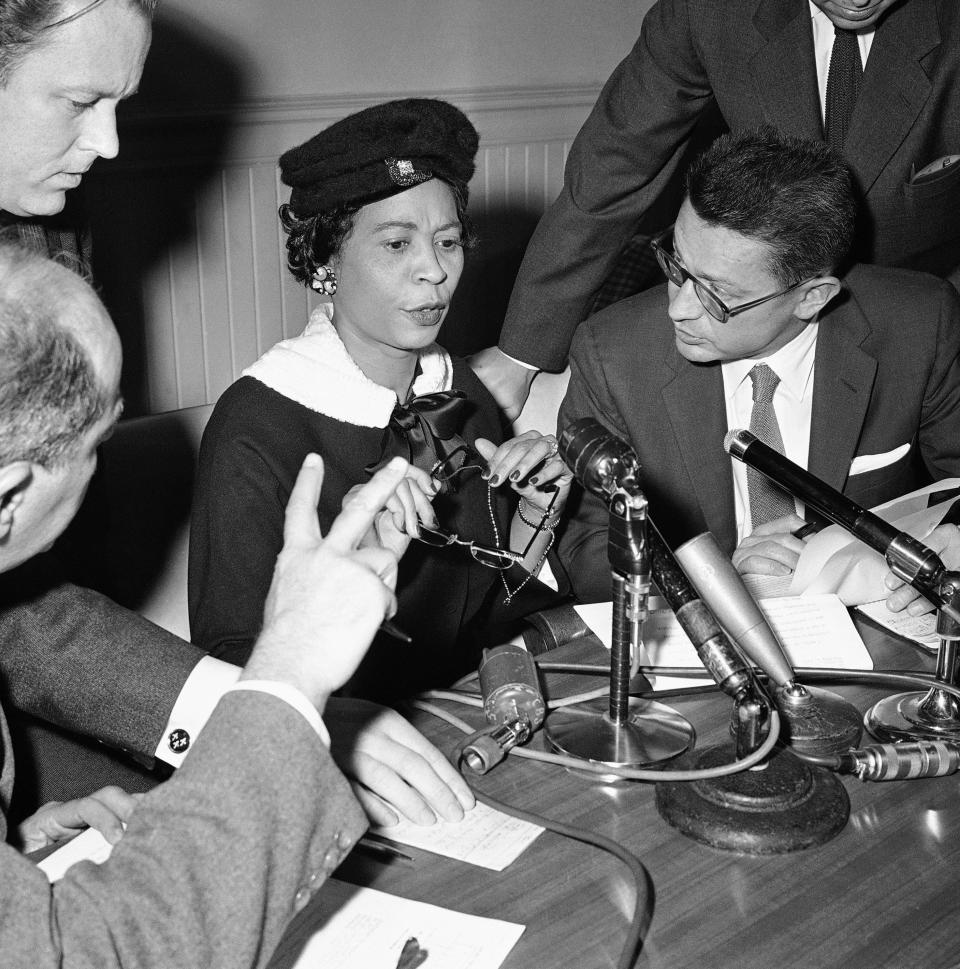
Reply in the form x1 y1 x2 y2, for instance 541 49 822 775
509 470 521 482
488 474 500 486
529 475 540 485
481 470 491 481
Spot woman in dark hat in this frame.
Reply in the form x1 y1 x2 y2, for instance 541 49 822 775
189 99 571 707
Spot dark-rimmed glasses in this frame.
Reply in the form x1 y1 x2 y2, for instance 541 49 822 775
418 443 559 570
650 229 810 324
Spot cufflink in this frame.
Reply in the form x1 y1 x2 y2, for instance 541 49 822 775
168 728 191 754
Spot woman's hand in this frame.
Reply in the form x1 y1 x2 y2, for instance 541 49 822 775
474 432 572 513
344 465 439 558
19 786 138 854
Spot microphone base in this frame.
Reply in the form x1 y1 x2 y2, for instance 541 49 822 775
773 684 863 757
545 697 694 777
656 745 849 854
865 687 960 743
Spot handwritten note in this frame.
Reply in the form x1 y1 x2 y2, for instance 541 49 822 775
290 879 524 969
371 800 542 871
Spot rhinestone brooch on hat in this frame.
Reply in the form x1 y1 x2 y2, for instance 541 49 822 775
385 157 432 187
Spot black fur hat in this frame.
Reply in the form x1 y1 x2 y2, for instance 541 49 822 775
279 98 479 217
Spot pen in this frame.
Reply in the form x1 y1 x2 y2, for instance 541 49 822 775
356 835 413 863
395 937 428 969
792 520 822 540
379 619 412 644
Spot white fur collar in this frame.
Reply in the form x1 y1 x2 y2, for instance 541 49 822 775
242 304 454 428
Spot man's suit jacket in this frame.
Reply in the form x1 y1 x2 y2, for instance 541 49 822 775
501 0 960 371
0 690 367 969
557 265 960 603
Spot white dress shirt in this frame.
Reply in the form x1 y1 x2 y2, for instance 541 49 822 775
809 2 875 122
722 322 819 543
154 657 328 767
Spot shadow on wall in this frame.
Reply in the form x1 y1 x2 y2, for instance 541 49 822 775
83 9 247 415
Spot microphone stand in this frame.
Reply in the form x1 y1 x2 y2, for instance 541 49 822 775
727 429 960 742
544 482 695 771
865 572 960 742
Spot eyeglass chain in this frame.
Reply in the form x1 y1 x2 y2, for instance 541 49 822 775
487 487 558 605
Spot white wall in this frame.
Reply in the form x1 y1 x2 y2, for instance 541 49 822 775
91 0 657 414
150 0 651 101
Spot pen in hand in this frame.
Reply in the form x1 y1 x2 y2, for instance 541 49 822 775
379 618 412 644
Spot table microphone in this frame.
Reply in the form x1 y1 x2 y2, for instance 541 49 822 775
724 429 953 618
461 644 545 774
674 532 862 756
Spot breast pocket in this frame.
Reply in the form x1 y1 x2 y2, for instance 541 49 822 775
844 448 916 509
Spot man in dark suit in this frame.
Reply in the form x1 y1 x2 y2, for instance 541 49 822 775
471 0 960 418
0 0 474 828
557 128 960 602
0 238 405 967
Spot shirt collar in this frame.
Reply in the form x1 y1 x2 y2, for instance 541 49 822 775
722 321 819 402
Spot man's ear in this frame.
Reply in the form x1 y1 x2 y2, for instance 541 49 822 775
794 276 841 321
0 462 32 540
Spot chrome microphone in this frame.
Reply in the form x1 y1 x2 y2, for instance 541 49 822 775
724 429 952 616
674 531 862 756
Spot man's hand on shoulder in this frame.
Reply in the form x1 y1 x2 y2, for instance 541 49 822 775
324 697 475 826
467 346 536 421
732 514 808 577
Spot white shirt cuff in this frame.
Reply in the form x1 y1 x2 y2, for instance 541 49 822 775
154 656 241 767
498 349 540 372
223 681 330 747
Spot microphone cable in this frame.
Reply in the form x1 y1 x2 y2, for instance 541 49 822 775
409 699 653 969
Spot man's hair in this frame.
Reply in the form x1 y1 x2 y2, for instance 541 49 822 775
0 0 157 84
0 242 109 468
685 126 856 285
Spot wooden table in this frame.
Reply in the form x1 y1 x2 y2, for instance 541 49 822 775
273 620 960 969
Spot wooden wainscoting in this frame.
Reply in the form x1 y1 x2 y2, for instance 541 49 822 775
85 85 599 416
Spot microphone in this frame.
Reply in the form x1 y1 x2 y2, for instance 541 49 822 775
560 417 642 500
545 418 695 770
674 532 862 756
724 429 951 616
725 430 960 745
461 644 545 774
646 522 759 705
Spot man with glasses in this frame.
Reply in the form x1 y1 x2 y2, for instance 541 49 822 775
469 0 960 421
557 127 960 602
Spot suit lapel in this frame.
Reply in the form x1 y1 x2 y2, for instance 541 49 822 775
750 0 823 140
661 348 737 551
808 288 877 490
840 0 940 194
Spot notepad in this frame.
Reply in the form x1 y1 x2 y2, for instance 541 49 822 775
290 879 524 969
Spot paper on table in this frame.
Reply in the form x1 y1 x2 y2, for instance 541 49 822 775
575 594 871 691
856 598 940 651
370 800 542 871
37 826 115 882
788 478 960 604
290 879 524 969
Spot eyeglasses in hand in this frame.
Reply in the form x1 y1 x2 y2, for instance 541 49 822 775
420 444 560 569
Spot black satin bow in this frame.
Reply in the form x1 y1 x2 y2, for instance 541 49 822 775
365 390 469 478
